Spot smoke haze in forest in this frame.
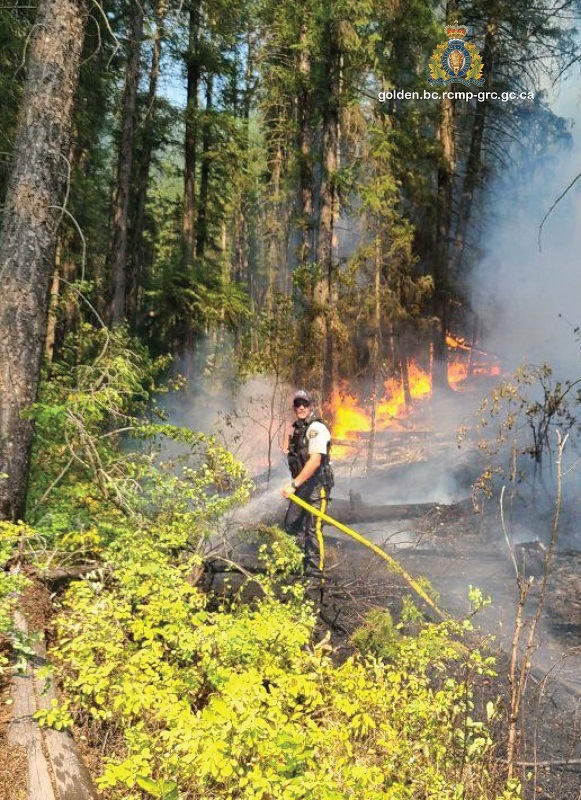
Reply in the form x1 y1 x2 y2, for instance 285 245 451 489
472 85 581 380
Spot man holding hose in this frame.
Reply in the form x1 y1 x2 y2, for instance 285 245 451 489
281 390 333 577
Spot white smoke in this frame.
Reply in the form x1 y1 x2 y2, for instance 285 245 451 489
472 86 581 379
162 340 293 480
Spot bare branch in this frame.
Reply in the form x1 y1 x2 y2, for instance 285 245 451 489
538 172 581 251
500 484 519 578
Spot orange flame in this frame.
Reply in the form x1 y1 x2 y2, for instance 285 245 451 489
446 333 472 351
447 361 469 388
329 362 432 458
328 342 501 459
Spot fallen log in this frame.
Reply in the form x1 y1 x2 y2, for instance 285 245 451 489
334 492 467 523
8 636 55 800
256 491 471 527
8 611 99 800
42 563 104 590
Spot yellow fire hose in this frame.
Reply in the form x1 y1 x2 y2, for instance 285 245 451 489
288 492 448 620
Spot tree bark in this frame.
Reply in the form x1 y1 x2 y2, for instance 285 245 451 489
297 23 314 267
367 235 382 474
183 0 202 269
235 31 254 286
109 3 144 327
432 1 458 392
195 72 214 259
313 21 340 405
45 250 61 363
452 10 498 270
432 89 455 392
0 0 87 522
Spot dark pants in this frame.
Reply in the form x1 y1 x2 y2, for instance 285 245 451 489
284 482 328 575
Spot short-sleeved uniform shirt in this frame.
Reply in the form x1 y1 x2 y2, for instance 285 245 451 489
306 421 331 456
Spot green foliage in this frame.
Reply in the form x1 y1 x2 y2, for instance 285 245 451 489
136 775 179 800
350 608 400 661
468 586 492 614
0 522 30 674
25 325 251 565
237 291 297 379
144 246 251 355
34 698 74 731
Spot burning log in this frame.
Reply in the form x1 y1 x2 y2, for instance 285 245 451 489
327 342 502 460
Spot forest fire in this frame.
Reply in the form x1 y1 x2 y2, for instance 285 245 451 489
447 334 501 389
329 336 501 458
329 363 431 459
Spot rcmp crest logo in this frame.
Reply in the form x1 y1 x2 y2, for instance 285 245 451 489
428 22 484 87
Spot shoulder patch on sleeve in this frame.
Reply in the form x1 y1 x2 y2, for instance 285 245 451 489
308 429 319 439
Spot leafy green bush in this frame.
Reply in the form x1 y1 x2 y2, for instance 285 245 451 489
350 608 400 662
24 325 251 566
0 522 30 674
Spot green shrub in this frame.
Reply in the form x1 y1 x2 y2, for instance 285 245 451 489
351 608 400 662
0 523 31 674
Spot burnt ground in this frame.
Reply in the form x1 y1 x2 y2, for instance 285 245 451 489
304 501 581 800
0 677 27 800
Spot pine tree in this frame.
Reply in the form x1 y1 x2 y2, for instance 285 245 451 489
0 0 88 521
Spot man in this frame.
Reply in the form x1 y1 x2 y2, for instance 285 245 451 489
281 389 333 576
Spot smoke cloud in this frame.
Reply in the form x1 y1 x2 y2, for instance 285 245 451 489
472 92 581 379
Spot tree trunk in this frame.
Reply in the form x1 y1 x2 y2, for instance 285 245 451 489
297 23 314 267
313 22 340 405
432 90 455 391
432 0 458 392
109 3 144 327
195 73 214 259
401 357 412 408
45 250 61 363
183 0 202 269
233 37 254 350
367 235 382 474
452 10 497 270
128 0 168 327
0 0 87 522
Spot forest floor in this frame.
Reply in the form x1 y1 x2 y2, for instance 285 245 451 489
0 678 27 800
